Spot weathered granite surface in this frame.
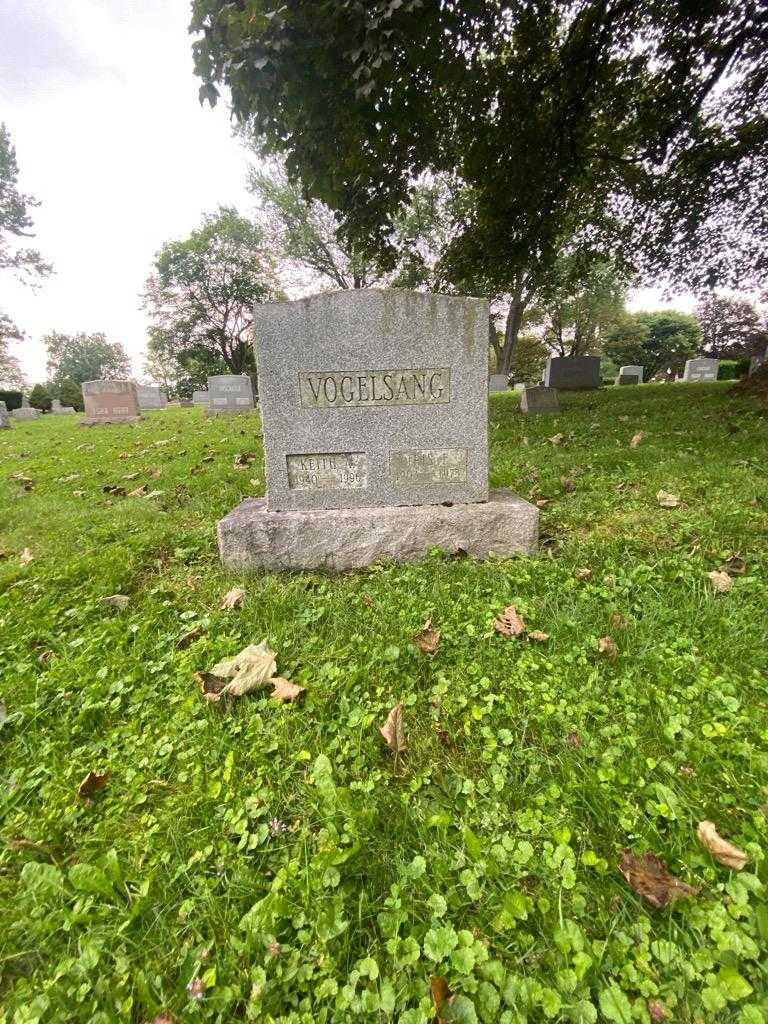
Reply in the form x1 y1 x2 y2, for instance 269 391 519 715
206 375 255 416
617 374 641 385
0 401 10 429
137 385 167 410
618 364 644 383
489 374 508 392
682 358 719 382
255 290 489 512
543 356 601 390
218 489 538 571
192 390 209 406
81 380 142 425
520 385 560 414
51 399 76 414
11 407 40 421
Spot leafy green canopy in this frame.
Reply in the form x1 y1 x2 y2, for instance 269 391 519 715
604 310 702 378
44 332 131 389
143 207 283 380
191 1 768 293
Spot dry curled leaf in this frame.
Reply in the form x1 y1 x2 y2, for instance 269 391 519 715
102 594 130 610
535 498 549 508
73 490 85 497
196 641 277 703
270 677 306 703
77 770 109 801
177 625 204 649
630 431 645 448
598 635 618 660
143 490 164 500
696 820 748 870
127 484 148 498
221 587 245 610
548 432 565 446
20 547 34 566
494 605 526 637
414 620 441 655
723 555 746 576
619 849 698 908
656 490 680 508
123 471 140 481
528 630 550 642
575 567 592 580
708 570 733 594
379 703 407 754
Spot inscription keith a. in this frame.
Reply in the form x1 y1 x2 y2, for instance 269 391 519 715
287 452 368 491
299 368 451 409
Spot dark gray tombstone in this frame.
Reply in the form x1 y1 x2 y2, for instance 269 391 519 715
543 356 601 390
520 385 560 414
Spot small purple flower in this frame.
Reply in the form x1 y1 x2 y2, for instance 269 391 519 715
269 817 288 837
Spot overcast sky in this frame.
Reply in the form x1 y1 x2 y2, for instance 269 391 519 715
2 0 699 386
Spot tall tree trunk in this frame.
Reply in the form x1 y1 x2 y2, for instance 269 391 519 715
501 292 526 375
488 317 503 371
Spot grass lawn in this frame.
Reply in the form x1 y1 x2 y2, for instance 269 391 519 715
1 382 766 1024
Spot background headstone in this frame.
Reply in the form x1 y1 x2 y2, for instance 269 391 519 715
682 357 719 382
192 390 209 406
256 290 489 512
206 375 255 416
0 400 11 429
136 384 167 411
544 356 601 389
618 364 644 384
51 398 76 414
179 399 193 407
520 385 560 414
489 373 508 392
11 396 40 421
81 380 142 425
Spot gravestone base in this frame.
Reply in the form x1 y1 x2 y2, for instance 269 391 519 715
11 408 41 421
218 488 539 572
81 415 143 426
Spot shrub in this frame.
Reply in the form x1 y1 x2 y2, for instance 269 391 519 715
0 390 23 411
718 359 749 380
29 384 52 411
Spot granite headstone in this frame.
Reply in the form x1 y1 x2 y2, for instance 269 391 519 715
617 364 643 384
11 396 40 421
192 390 209 406
0 400 10 429
520 385 560 415
682 357 719 382
217 289 539 570
206 375 255 416
489 374 508 392
81 380 142 425
51 398 76 414
137 385 167 411
544 356 601 389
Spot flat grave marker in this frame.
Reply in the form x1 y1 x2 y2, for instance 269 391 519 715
81 380 142 425
682 357 719 382
206 375 255 416
520 385 560 414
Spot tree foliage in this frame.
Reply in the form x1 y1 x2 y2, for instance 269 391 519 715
29 383 52 412
0 312 26 389
605 310 702 378
143 207 283 383
44 332 131 389
191 1 768 299
0 124 51 281
694 294 768 359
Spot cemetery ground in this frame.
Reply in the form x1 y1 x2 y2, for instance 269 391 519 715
0 383 766 1024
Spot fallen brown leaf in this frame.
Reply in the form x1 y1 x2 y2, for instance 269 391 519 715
548 432 565 446
20 547 34 566
598 635 618 660
379 703 407 754
122 471 140 481
535 498 549 508
575 567 592 580
656 490 680 508
149 468 162 479
431 976 453 1022
629 431 645 448
77 770 109 801
221 587 245 609
143 490 164 500
128 485 148 498
696 820 748 870
103 484 127 496
196 641 277 703
177 626 204 649
619 850 698 908
414 620 440 655
494 605 526 637
102 594 130 610
527 630 550 642
270 677 307 702
708 570 733 594
73 490 85 497
723 555 746 576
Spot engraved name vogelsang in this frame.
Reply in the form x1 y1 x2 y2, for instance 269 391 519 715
299 369 451 409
